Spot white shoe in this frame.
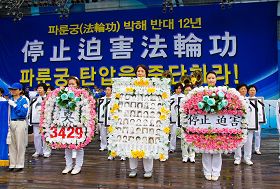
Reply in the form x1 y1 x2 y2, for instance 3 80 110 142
189 157 195 163
43 154 51 158
234 159 241 165
144 171 152 178
108 156 114 160
182 157 188 163
129 169 137 178
211 176 219 181
244 160 253 165
205 175 212 181
99 148 106 151
32 153 40 158
71 167 81 175
62 167 72 174
255 150 262 155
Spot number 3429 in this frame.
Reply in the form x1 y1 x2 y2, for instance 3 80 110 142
50 127 84 139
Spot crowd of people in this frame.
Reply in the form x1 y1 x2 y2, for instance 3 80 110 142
0 64 278 182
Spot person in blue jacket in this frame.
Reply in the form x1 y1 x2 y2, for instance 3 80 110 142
7 82 29 172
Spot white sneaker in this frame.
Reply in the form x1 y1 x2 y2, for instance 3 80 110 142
189 157 195 163
205 175 212 181
144 171 152 178
129 169 137 178
108 156 114 160
211 176 219 181
71 167 81 175
234 159 241 165
244 160 253 165
99 148 107 151
120 157 126 161
32 153 40 158
255 150 262 155
182 157 188 163
62 167 72 174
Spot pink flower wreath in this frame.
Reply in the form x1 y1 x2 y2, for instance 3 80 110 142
40 87 96 150
180 86 248 154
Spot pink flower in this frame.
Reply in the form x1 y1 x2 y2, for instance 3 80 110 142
184 127 245 152
85 137 91 144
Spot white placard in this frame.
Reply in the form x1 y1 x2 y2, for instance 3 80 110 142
248 98 259 130
30 97 43 124
257 97 266 124
182 114 242 129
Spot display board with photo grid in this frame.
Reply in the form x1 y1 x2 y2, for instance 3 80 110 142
107 77 170 160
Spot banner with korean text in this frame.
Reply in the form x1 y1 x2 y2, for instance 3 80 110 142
0 2 278 99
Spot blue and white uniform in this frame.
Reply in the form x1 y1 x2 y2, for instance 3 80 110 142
8 96 29 169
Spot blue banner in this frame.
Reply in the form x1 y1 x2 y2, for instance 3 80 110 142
0 102 9 166
0 2 278 99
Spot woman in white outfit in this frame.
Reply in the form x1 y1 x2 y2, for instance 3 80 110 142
30 83 51 158
129 64 153 178
234 84 254 166
62 76 84 175
201 71 222 181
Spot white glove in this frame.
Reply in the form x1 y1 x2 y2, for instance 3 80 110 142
8 99 17 108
